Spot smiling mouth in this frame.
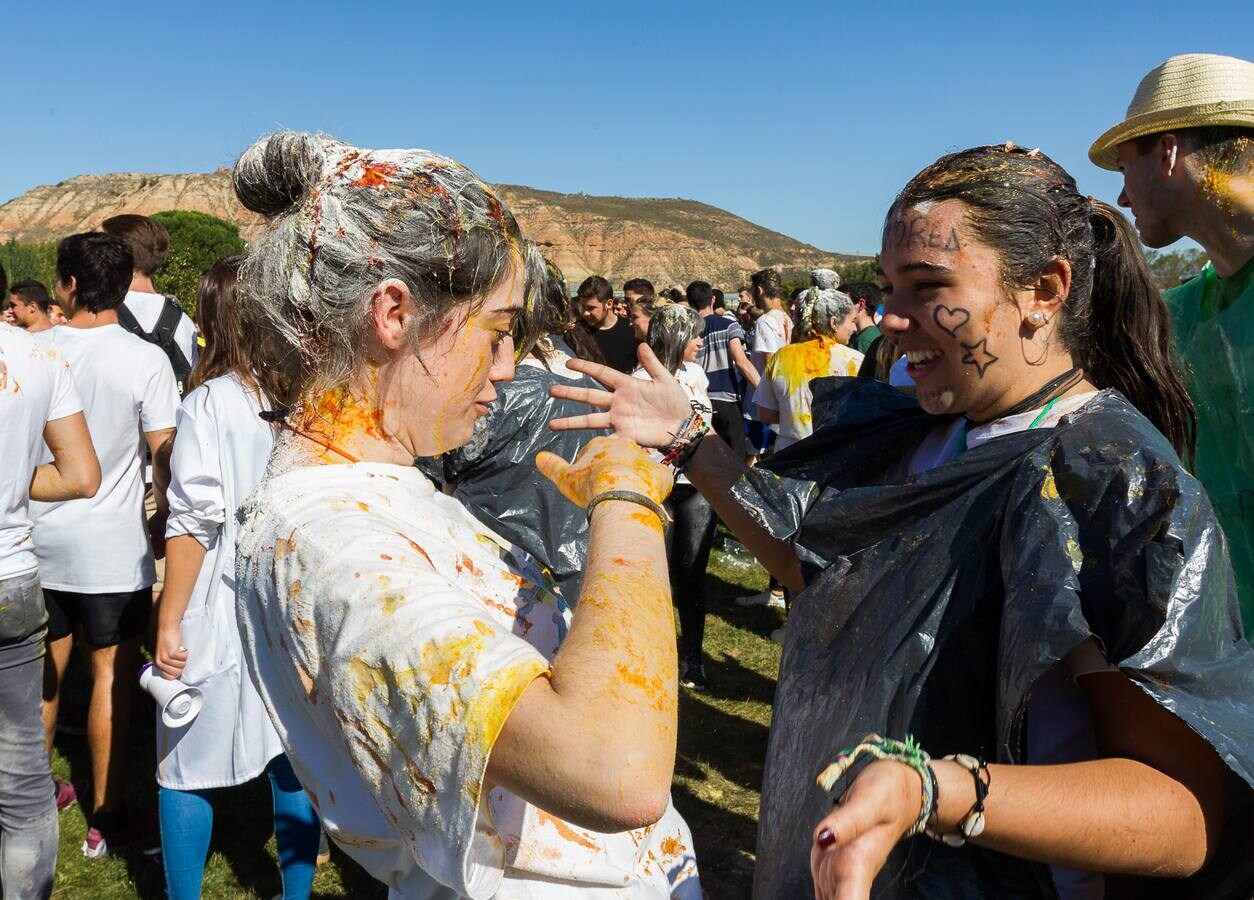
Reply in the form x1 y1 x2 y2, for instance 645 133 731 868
904 348 944 378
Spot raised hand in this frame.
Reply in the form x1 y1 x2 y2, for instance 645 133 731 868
536 436 674 509
810 760 922 900
549 344 692 449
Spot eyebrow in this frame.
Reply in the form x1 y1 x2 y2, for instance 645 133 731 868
891 262 955 276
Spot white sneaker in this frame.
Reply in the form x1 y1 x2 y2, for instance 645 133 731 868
735 590 786 609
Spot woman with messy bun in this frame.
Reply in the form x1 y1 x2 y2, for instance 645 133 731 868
230 132 700 899
549 143 1254 898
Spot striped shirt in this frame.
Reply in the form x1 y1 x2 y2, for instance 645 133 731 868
697 313 747 403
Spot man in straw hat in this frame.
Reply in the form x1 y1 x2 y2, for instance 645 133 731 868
1091 52 1254 636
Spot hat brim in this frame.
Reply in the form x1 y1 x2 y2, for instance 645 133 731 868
1089 99 1254 170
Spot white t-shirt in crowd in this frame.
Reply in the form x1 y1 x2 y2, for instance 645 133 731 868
158 373 284 790
235 461 701 900
752 337 864 451
122 290 199 370
0 325 83 581
749 308 792 373
32 324 179 592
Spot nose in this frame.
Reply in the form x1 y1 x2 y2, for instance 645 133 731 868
1117 187 1130 209
878 300 911 337
490 335 516 383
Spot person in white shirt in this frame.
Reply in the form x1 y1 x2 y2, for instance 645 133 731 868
630 304 716 692
102 214 199 395
33 233 180 857
745 268 792 465
148 255 319 898
753 288 864 452
0 260 101 900
229 131 699 899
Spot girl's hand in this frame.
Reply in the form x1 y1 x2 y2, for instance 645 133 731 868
810 760 923 900
548 344 692 449
154 622 189 681
536 436 674 509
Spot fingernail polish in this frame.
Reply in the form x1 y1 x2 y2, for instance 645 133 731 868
817 827 835 848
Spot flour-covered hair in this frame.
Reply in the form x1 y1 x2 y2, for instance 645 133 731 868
233 130 526 395
646 302 702 374
799 287 854 338
809 268 841 290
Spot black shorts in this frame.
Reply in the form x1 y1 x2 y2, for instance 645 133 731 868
43 587 150 647
710 399 747 459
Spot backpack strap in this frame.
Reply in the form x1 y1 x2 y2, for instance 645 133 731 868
154 297 192 376
115 302 142 335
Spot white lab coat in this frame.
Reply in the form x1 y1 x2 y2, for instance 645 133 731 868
156 373 285 790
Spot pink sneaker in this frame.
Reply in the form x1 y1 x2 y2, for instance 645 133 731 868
54 780 82 812
81 814 157 858
81 827 108 858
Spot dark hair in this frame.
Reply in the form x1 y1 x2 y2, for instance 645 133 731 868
887 144 1196 461
842 281 881 311
686 280 714 310
577 275 613 302
1134 125 1254 175
189 254 292 406
750 268 782 298
10 280 52 312
0 261 6 299
55 233 134 314
101 214 169 276
523 255 573 368
622 277 654 297
711 288 725 310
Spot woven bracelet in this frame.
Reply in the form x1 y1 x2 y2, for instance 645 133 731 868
586 490 670 532
816 733 936 838
926 753 990 847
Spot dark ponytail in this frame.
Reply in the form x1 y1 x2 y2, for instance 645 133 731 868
888 144 1196 463
1083 203 1195 463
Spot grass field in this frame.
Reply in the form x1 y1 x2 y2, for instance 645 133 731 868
48 544 780 899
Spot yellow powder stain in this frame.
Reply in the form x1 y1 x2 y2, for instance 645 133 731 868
288 580 303 598
1041 470 1060 501
1064 539 1084 573
357 501 370 512
615 661 673 712
379 592 405 615
768 337 842 394
420 621 494 687
536 811 599 851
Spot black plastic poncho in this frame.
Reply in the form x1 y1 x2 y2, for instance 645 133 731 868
741 378 1254 898
416 364 608 602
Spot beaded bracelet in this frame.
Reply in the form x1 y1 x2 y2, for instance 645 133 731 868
586 490 670 532
816 733 936 838
659 401 711 470
926 753 990 847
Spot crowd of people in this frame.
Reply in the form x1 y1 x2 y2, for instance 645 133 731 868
0 51 1251 900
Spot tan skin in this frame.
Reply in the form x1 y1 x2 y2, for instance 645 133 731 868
1116 134 1254 277
40 274 173 814
549 199 1229 895
6 294 53 332
273 268 679 833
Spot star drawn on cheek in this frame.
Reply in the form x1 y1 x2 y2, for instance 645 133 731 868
959 338 999 377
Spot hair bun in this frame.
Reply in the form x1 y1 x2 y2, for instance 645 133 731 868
232 131 328 217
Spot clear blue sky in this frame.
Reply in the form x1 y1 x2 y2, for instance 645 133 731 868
5 0 1251 255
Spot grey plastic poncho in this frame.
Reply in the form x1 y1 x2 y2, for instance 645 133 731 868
742 378 1254 898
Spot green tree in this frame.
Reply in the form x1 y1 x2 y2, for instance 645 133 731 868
150 210 246 317
0 238 58 291
1144 247 1208 292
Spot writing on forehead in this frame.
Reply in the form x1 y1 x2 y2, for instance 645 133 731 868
887 216 961 252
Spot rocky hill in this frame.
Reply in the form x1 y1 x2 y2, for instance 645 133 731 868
0 170 868 287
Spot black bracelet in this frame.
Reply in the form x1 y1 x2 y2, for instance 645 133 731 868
926 753 990 847
586 490 669 532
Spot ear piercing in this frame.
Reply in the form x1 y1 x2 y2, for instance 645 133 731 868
1027 311 1047 328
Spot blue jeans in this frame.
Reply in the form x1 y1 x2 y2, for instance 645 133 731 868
0 572 57 900
159 754 319 900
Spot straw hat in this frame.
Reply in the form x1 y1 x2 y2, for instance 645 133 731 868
1089 53 1254 171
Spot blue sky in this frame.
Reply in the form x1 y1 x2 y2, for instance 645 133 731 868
4 0 1250 255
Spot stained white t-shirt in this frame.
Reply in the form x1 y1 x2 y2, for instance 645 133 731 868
752 338 864 450
122 290 199 371
0 325 83 581
235 461 701 899
749 309 792 373
158 373 284 790
32 324 179 592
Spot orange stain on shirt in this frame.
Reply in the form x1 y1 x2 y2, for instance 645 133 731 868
536 811 599 851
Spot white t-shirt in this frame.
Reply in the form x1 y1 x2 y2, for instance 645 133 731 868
235 461 700 900
32 324 180 592
0 325 83 581
749 308 792 372
158 373 284 790
632 362 711 485
122 290 199 372
752 338 864 450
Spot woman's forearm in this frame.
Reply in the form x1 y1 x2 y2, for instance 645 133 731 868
684 435 804 592
156 534 209 630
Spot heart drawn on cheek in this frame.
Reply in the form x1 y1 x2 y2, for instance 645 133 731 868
932 305 971 337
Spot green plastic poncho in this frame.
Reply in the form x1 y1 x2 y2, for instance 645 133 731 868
1166 256 1254 636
